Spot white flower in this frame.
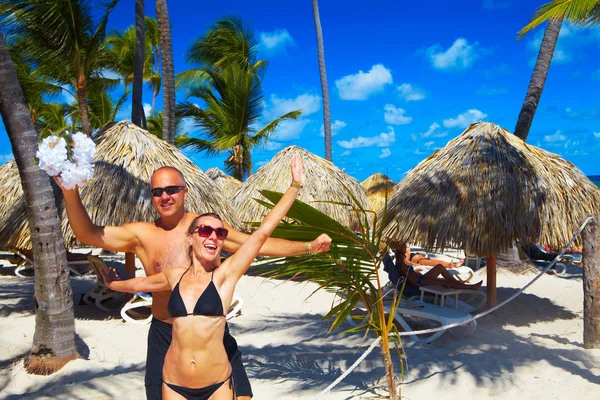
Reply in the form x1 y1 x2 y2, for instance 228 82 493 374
59 160 95 190
36 136 68 176
71 132 95 164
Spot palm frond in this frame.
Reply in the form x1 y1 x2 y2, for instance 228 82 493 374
518 0 600 38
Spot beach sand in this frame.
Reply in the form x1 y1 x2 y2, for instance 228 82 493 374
1 255 599 399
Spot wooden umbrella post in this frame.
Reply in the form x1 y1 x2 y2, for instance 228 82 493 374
486 254 497 308
583 215 600 349
125 252 136 278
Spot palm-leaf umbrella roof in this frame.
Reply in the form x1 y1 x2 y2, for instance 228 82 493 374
204 167 241 200
0 121 240 251
382 122 600 254
361 173 396 214
233 145 368 230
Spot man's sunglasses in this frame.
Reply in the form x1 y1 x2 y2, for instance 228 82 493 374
150 186 186 197
194 225 229 240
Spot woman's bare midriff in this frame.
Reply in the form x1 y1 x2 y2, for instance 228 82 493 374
162 315 231 388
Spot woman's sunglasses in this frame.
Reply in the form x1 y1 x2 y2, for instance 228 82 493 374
150 186 186 197
194 225 229 240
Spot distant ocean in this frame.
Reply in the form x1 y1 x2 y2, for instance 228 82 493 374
589 175 600 188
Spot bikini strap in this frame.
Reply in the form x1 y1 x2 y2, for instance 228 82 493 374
177 267 191 284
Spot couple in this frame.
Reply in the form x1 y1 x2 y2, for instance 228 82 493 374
58 156 331 400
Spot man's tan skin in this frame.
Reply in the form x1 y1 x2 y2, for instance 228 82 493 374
57 167 331 400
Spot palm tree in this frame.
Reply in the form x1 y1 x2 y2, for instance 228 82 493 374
177 64 301 180
147 111 189 147
257 191 403 398
513 17 563 141
0 31 79 375
132 0 145 127
37 102 72 137
519 0 600 349
145 16 162 117
0 0 119 137
312 0 332 161
155 0 175 144
8 42 64 128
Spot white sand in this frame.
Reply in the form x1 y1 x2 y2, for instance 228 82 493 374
1 256 599 399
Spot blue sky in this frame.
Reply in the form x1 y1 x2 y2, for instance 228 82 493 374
1 0 599 182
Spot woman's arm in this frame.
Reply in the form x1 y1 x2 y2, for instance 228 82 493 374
224 156 306 283
102 268 170 293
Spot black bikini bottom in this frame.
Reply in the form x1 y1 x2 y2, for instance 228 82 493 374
164 375 235 400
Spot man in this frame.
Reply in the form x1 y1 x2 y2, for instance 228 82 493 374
58 166 332 400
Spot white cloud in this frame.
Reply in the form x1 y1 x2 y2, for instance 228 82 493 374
427 38 481 70
414 149 428 155
337 126 395 149
378 148 392 159
340 150 352 156
259 29 294 52
397 83 425 101
264 93 321 119
335 64 393 100
594 132 600 139
270 119 310 141
320 120 347 137
544 130 566 142
443 109 487 129
421 122 448 138
143 103 152 117
383 104 412 125
482 0 511 9
0 153 14 164
264 140 285 151
424 141 435 148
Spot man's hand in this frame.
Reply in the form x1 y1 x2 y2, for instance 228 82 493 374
309 234 332 254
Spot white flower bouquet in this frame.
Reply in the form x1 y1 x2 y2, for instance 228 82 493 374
36 131 96 190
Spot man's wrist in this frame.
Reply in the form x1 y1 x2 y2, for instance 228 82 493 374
305 241 312 255
290 182 303 190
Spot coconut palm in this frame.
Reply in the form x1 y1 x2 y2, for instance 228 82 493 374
518 0 600 34
0 0 119 137
177 64 301 180
132 0 145 127
37 102 73 137
147 111 189 148
256 191 403 398
8 42 64 127
155 0 175 144
145 16 162 117
312 0 332 161
177 16 264 88
0 31 78 375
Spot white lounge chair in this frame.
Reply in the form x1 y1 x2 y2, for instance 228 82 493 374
13 249 92 278
347 298 476 344
416 285 487 312
85 256 126 312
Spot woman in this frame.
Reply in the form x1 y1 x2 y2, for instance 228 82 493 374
394 246 482 290
103 156 307 399
405 246 464 268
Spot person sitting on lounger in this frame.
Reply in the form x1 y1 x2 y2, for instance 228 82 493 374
393 246 482 290
404 246 464 268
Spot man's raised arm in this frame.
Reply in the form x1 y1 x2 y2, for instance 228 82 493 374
60 185 140 253
222 219 332 257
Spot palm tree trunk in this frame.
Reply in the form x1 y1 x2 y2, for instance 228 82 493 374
132 0 145 127
156 0 175 145
151 85 159 117
76 72 92 136
514 18 563 141
379 340 399 399
0 32 78 375
312 0 332 161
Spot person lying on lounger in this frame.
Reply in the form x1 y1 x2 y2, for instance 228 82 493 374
392 246 481 290
404 245 464 268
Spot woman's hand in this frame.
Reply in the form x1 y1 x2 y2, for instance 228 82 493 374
290 155 305 186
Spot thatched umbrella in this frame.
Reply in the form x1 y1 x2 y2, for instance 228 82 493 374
0 121 240 251
361 173 396 214
382 122 600 307
204 167 241 200
234 145 368 230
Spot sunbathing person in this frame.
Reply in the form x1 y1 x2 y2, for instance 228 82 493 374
102 156 309 399
394 247 482 290
57 159 331 400
404 246 464 268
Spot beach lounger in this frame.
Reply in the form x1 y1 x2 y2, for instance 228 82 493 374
13 249 93 278
347 298 476 344
85 256 126 312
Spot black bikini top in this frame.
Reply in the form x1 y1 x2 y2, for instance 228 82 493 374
168 268 224 318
